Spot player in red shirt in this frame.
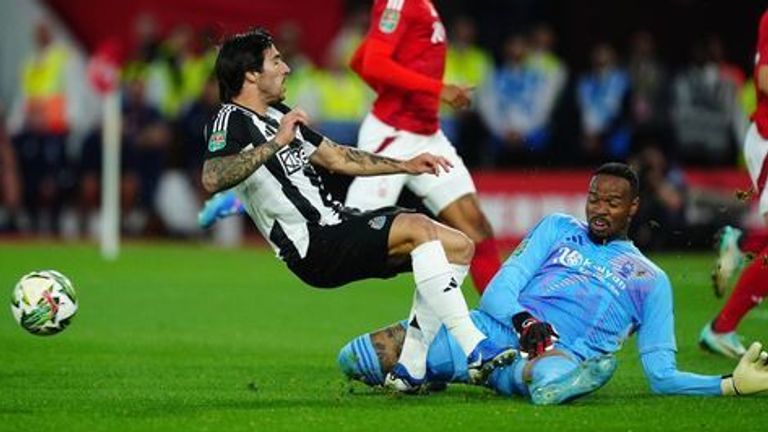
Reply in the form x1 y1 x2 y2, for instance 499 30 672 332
700 8 768 358
345 0 501 294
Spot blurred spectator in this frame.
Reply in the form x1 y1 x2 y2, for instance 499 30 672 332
741 77 756 120
326 6 369 73
477 34 554 165
9 20 79 234
0 105 21 231
444 16 493 92
177 75 219 192
672 41 743 165
627 31 670 133
709 35 750 143
527 23 567 116
708 35 746 89
528 23 572 166
123 13 161 75
124 18 215 119
156 75 223 237
123 14 164 112
154 25 212 118
576 42 631 161
275 21 317 114
628 136 687 250
8 20 77 135
78 78 172 237
311 42 373 145
443 15 493 165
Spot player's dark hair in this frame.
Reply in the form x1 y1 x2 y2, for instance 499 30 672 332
215 28 274 102
593 162 639 198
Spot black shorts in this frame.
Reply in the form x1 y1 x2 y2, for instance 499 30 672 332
287 206 413 288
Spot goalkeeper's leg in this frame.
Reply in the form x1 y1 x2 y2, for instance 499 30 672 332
487 349 616 405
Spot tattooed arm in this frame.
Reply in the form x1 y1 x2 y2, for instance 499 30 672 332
309 138 453 177
201 139 285 193
201 108 311 193
369 323 407 372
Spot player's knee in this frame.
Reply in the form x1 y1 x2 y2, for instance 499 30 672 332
529 355 579 389
461 231 474 259
403 213 439 244
337 335 385 386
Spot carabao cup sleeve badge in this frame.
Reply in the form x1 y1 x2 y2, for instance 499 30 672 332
379 9 401 34
208 130 227 152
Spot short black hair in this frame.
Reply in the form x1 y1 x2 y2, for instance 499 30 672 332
592 162 639 198
215 28 274 102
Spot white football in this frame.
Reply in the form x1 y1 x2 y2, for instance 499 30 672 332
10 270 78 336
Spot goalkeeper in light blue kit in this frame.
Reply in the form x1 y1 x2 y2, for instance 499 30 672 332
338 163 768 404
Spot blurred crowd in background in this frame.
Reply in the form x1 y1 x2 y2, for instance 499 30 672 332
0 1 759 250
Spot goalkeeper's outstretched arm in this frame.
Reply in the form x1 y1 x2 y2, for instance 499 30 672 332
640 343 768 396
641 349 722 395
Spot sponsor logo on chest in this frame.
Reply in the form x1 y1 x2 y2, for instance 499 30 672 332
278 145 309 176
551 246 628 294
259 116 309 176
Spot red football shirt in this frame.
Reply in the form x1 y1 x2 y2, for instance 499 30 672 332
752 9 768 139
362 0 447 134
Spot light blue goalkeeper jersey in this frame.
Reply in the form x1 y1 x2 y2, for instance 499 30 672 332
480 213 670 360
479 213 722 395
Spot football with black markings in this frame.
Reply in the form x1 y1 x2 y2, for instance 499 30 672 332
10 270 78 336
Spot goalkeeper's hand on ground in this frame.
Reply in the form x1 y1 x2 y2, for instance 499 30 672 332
722 342 768 396
512 311 559 359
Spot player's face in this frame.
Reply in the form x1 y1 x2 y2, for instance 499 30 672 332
585 174 639 241
257 45 291 103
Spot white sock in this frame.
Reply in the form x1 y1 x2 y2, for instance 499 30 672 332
397 292 435 379
397 265 479 378
450 263 470 294
410 241 485 356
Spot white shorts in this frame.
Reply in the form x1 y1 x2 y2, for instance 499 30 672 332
344 113 476 215
744 123 768 216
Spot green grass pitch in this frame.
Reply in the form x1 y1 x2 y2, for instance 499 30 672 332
1 242 766 431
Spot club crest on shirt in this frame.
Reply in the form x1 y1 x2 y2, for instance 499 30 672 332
368 215 387 230
208 131 226 152
379 9 400 33
617 261 634 279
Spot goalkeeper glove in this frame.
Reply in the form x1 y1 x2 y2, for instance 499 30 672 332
512 311 559 359
723 342 768 396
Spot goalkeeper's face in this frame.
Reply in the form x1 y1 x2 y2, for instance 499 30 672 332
585 174 639 241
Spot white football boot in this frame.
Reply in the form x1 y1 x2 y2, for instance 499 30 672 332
712 225 744 298
699 322 747 359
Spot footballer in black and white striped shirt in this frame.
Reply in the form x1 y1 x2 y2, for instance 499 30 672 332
201 28 515 391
